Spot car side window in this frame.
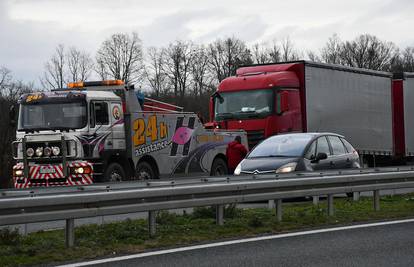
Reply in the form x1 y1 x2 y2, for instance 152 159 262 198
316 136 330 155
304 141 317 160
328 136 346 155
341 138 355 154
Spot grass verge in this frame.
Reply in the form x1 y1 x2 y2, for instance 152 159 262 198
1 194 414 266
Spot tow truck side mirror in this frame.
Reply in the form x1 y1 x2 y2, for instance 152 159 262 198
9 105 16 127
276 91 289 114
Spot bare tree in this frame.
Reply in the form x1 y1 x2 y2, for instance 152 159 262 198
0 67 12 96
41 44 66 89
320 34 343 64
402 47 414 72
145 47 169 97
208 37 252 82
162 40 194 99
41 44 93 89
267 40 282 63
281 37 300 61
307 50 321 62
95 58 108 80
251 40 284 64
96 32 144 83
251 43 271 64
340 34 397 71
67 47 93 82
191 45 212 97
0 68 34 188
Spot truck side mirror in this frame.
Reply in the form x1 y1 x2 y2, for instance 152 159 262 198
9 105 16 127
277 91 289 114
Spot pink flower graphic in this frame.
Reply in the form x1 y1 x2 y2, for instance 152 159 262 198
172 127 194 145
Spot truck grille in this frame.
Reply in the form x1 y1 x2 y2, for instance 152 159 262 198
247 130 265 149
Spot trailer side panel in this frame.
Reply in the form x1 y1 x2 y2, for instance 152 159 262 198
305 64 393 154
404 74 414 156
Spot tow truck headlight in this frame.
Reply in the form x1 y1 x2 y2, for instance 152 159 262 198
35 147 43 157
52 146 60 156
44 147 52 157
13 169 24 177
70 166 92 175
234 163 242 175
26 148 34 157
275 162 297 174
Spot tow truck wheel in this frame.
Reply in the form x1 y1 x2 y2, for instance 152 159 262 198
136 162 156 180
104 163 126 182
211 158 228 176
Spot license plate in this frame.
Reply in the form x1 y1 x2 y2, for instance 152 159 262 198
39 167 56 174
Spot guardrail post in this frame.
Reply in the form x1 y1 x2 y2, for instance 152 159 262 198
268 200 275 209
276 199 283 222
65 218 75 248
216 205 224 225
374 190 380 211
148 211 156 237
353 192 360 201
312 196 319 205
328 194 334 216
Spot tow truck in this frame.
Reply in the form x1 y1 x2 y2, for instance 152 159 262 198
11 80 247 188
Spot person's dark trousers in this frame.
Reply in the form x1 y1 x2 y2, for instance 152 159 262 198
228 168 234 175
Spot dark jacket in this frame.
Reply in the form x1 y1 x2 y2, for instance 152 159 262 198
226 141 248 169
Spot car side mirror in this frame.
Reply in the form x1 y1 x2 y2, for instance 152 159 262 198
311 152 328 163
9 105 16 127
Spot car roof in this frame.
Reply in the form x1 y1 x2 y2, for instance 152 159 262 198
271 132 345 138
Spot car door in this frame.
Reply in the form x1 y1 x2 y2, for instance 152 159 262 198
327 135 349 169
311 136 333 170
340 137 360 168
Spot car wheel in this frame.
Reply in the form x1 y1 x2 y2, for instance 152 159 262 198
103 163 126 182
136 161 157 180
210 158 228 176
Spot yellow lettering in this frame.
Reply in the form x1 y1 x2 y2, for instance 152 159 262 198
133 119 145 146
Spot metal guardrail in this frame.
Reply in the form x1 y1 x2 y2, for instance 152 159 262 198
1 167 414 247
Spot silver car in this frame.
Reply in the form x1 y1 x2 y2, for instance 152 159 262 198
234 133 360 175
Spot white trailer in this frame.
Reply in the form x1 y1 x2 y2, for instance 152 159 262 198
304 62 394 156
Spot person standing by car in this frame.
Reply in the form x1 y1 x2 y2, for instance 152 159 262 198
226 136 248 175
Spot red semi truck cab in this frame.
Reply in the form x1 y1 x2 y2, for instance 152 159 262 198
210 63 305 149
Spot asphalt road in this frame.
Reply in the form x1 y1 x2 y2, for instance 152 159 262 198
71 220 414 267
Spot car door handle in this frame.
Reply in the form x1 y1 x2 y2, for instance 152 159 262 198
330 161 334 165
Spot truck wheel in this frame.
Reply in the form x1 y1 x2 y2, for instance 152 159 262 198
136 162 156 180
103 163 126 182
211 158 228 176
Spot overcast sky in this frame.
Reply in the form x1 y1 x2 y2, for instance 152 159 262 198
1 0 413 86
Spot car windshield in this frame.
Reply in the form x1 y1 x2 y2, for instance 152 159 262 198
215 89 273 120
248 134 313 158
18 100 87 131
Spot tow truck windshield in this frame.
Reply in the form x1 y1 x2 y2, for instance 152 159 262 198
214 89 273 120
18 100 87 131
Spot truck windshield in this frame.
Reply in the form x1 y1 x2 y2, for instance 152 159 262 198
18 100 87 131
215 89 273 120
